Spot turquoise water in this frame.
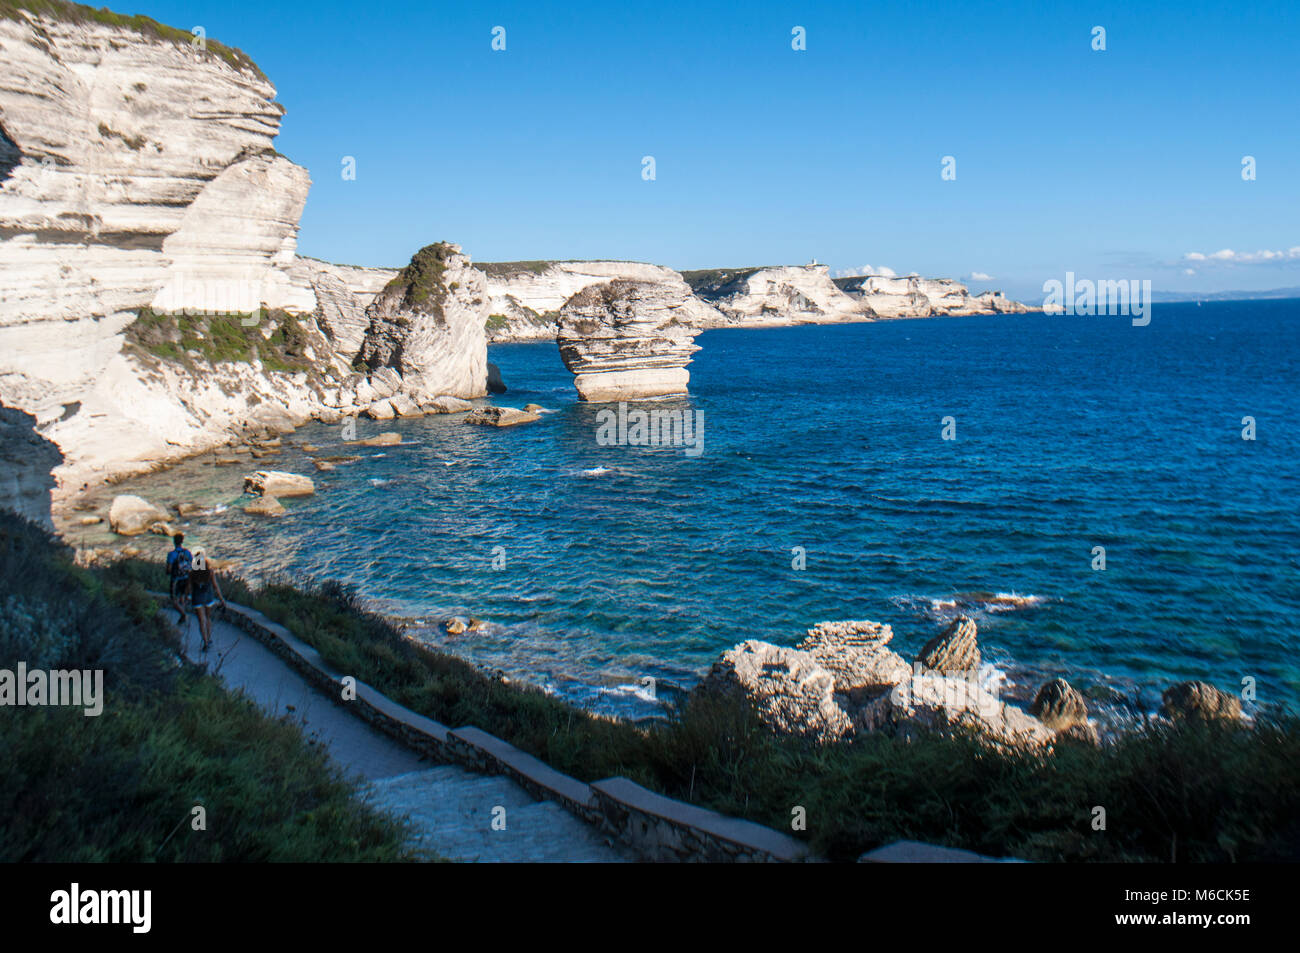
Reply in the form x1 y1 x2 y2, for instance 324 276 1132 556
99 302 1300 718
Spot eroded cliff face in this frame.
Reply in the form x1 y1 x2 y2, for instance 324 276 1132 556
0 5 478 497
480 260 723 343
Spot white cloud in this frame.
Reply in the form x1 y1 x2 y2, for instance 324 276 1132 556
1183 246 1300 264
835 264 897 278
1184 268 1196 275
967 271 994 281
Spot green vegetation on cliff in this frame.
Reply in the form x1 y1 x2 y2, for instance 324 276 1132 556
124 307 315 374
0 1 268 80
0 512 410 861
381 241 456 313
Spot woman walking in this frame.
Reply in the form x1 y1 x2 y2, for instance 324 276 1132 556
186 550 228 653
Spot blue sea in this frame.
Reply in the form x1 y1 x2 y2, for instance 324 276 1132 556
99 301 1300 718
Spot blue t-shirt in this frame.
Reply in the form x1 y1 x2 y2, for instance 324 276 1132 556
166 547 192 579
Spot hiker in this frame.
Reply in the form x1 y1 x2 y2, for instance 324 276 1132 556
165 533 192 625
186 550 228 653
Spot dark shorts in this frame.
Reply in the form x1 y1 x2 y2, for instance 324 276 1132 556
191 583 216 609
170 576 190 600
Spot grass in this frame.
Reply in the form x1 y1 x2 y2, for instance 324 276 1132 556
100 560 1300 862
124 307 315 374
0 1 267 80
0 511 413 861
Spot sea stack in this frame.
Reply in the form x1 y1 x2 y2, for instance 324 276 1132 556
556 278 709 401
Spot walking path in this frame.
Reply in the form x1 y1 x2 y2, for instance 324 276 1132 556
175 612 631 862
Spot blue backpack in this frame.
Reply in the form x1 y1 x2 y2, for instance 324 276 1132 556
167 547 193 579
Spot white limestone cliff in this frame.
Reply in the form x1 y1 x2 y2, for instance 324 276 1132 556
0 5 475 499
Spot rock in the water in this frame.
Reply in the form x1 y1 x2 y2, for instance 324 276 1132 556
522 403 546 414
108 495 171 536
244 495 286 517
77 515 103 526
175 502 207 517
242 470 316 498
486 362 507 394
556 278 709 401
1162 681 1243 721
347 432 402 447
464 406 539 428
1030 678 1089 732
421 395 473 414
916 616 981 674
313 460 335 471
355 242 489 401
445 617 469 635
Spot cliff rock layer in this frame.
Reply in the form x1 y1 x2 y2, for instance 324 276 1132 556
556 277 706 401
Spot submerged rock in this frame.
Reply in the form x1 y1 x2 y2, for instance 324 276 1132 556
242 470 316 498
244 495 286 517
347 432 401 447
1162 681 1244 721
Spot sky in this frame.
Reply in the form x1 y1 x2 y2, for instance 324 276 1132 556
126 0 1299 300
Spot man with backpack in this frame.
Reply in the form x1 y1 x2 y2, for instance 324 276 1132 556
166 532 193 625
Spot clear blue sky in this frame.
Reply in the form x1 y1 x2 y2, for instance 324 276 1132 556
129 0 1298 297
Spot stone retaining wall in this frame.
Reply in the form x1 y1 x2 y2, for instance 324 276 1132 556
195 598 814 862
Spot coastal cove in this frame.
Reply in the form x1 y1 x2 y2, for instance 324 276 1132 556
64 302 1300 720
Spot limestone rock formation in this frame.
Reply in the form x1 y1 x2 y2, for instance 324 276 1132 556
242 470 315 498
556 278 709 401
1161 681 1244 721
0 8 486 498
421 395 472 414
703 640 853 741
356 243 489 401
243 495 286 517
916 616 982 674
700 617 1052 749
1029 678 1089 732
684 264 863 325
834 274 1029 319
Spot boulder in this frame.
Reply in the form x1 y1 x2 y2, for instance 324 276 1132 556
1161 681 1243 721
243 470 316 498
77 515 103 526
421 395 473 414
464 406 540 428
445 617 469 635
702 640 852 742
364 398 396 420
487 362 507 394
916 616 981 674
876 674 1054 748
108 495 171 536
1029 678 1089 732
522 403 546 414
389 393 422 417
175 502 207 517
313 460 335 471
244 495 286 517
